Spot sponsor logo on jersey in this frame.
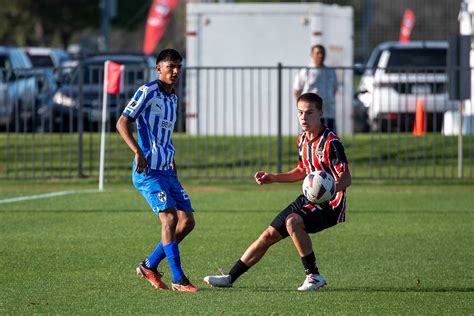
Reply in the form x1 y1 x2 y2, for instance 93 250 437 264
126 100 138 110
316 145 324 158
139 85 148 92
160 119 173 130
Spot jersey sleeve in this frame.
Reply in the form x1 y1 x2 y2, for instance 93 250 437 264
329 139 349 174
122 85 150 120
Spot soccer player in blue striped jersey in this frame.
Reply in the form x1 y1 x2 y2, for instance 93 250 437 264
116 49 198 292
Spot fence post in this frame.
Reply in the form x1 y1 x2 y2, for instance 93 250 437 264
77 62 84 177
458 100 464 179
277 63 282 173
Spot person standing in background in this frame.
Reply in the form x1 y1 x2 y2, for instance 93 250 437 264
293 45 338 131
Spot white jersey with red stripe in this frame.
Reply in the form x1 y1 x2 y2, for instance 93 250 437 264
297 127 349 222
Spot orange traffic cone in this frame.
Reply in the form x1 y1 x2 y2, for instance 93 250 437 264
413 98 426 136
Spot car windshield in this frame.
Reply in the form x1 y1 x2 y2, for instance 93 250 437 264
0 55 9 68
27 54 55 67
386 48 446 72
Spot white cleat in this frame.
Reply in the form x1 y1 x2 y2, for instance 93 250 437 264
203 274 233 288
297 274 327 291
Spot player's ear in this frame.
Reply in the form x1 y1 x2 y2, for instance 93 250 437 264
155 63 161 73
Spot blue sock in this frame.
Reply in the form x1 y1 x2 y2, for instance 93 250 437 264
163 242 185 283
144 242 166 270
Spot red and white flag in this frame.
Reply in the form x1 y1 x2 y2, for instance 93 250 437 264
143 0 178 54
399 9 415 43
104 60 124 95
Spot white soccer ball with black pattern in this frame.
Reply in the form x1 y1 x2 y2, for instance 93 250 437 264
302 170 336 204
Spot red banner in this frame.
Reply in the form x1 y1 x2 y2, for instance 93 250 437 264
105 61 124 95
399 9 415 43
143 0 178 54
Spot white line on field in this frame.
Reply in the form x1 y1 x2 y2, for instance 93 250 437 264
0 189 101 204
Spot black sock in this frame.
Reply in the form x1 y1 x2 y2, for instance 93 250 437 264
301 252 319 275
228 259 250 283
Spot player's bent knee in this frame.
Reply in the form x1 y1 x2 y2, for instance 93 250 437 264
159 211 178 229
181 217 195 232
285 213 304 232
259 227 282 246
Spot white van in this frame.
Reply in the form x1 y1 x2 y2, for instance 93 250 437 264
357 41 457 132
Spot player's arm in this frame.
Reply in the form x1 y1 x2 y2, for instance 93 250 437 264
116 115 148 174
335 170 351 192
329 139 351 192
255 166 306 185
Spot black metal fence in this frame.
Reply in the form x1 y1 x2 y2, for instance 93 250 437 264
0 64 473 180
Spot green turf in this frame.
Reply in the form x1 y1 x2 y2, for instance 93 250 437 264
0 179 473 314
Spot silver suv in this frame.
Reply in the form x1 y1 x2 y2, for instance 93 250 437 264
0 47 36 131
357 41 456 132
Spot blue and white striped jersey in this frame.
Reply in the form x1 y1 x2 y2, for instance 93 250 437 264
122 80 177 171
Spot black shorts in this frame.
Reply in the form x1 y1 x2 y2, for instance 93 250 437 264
270 195 340 238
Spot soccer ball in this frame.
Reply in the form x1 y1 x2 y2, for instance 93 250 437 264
302 170 336 204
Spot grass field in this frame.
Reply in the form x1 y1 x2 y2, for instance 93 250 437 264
0 179 473 314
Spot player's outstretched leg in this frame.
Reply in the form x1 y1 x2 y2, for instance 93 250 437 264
204 227 281 288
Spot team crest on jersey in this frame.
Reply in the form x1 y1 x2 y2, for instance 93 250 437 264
157 191 167 202
316 145 324 158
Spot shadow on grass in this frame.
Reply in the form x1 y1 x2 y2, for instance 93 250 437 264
228 286 474 293
326 287 474 293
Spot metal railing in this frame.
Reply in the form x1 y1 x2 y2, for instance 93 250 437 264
0 65 472 180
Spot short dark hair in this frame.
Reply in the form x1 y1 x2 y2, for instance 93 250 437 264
311 44 326 56
156 49 182 64
297 93 323 111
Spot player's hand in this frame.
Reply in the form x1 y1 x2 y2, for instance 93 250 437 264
255 171 275 185
135 150 148 174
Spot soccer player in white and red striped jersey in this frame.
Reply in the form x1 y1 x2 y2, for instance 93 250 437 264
204 92 351 291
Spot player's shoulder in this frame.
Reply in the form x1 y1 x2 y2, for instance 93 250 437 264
141 80 159 91
327 132 346 150
324 128 341 142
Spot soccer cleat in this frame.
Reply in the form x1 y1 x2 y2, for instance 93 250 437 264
203 274 233 288
297 274 327 291
171 276 199 292
136 263 169 290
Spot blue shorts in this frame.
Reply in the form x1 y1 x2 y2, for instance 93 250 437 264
132 168 193 215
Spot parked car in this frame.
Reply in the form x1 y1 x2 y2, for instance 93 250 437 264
52 54 157 131
357 41 457 132
35 69 60 131
23 47 73 83
0 46 37 131
23 47 71 68
352 92 369 133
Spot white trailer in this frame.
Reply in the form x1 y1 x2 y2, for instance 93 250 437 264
186 2 353 135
